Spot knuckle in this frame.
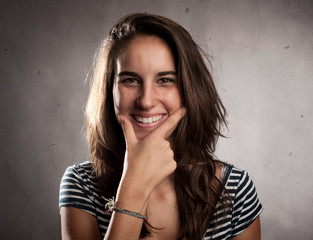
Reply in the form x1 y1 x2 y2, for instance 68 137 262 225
161 140 170 150
168 160 177 172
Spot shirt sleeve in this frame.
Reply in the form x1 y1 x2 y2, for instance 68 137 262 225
231 170 263 236
59 164 97 216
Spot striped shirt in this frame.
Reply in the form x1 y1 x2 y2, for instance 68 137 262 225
59 161 262 239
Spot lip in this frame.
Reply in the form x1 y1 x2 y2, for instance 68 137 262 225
130 113 166 128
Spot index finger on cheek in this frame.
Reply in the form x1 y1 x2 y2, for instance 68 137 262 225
151 107 186 139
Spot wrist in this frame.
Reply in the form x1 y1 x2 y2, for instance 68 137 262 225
115 181 150 214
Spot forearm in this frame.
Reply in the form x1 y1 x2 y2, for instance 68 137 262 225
103 180 149 240
104 210 145 240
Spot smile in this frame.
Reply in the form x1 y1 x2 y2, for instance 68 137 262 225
134 115 163 124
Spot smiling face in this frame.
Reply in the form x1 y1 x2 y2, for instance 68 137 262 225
112 35 182 140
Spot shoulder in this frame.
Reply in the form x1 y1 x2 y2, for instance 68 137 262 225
61 161 96 185
61 161 96 186
60 160 98 191
222 164 254 192
223 164 263 236
59 162 111 239
223 164 262 206
63 161 94 177
204 164 263 239
59 161 101 213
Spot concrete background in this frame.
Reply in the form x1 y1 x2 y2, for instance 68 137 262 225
1 0 312 239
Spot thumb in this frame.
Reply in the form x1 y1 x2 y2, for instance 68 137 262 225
118 115 137 147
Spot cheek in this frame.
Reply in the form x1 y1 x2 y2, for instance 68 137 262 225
168 89 182 110
112 84 121 114
113 86 134 114
161 89 182 114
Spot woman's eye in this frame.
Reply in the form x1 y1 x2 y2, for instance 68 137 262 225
121 78 139 85
158 78 175 84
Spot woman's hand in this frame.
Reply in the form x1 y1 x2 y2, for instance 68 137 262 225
116 108 186 207
103 108 185 240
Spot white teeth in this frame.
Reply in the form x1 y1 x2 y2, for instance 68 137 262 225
135 115 163 124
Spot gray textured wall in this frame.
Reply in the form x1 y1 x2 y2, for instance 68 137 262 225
1 0 312 239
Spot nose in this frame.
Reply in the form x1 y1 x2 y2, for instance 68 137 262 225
136 84 157 110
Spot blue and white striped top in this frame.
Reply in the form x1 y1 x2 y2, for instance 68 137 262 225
59 161 262 239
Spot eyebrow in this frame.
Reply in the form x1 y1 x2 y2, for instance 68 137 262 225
157 71 177 76
116 71 140 78
116 71 177 78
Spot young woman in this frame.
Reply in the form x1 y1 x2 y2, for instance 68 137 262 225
59 13 263 240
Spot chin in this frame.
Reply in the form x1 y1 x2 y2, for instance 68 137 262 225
133 128 153 140
135 132 149 140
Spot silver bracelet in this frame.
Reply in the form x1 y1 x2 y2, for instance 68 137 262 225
102 196 146 219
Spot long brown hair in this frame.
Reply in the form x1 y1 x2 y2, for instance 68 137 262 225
85 13 228 239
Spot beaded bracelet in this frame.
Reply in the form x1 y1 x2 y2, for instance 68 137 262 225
102 196 146 219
